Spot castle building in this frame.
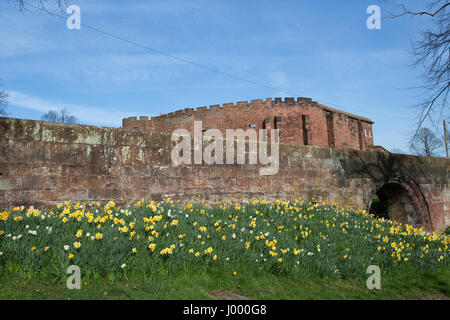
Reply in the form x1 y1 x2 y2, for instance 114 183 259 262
122 97 374 150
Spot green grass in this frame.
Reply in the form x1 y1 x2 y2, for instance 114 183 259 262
0 199 449 299
1 265 448 299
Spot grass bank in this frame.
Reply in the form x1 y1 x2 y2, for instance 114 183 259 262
0 199 448 299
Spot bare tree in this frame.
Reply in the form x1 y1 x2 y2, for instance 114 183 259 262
0 81 7 116
41 110 59 122
15 0 69 12
387 1 449 137
443 122 450 155
59 108 77 123
41 108 77 123
409 127 443 156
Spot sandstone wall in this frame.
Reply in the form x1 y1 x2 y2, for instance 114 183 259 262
0 117 448 232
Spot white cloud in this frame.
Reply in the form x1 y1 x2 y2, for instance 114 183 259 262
7 90 144 127
0 11 57 58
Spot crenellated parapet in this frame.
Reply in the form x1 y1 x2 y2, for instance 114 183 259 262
124 97 371 124
122 97 375 151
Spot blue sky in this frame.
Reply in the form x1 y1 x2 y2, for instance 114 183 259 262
0 0 442 153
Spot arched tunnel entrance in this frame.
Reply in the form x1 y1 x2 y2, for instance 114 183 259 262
369 174 432 230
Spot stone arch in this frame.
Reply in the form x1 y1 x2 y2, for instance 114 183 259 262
370 173 432 230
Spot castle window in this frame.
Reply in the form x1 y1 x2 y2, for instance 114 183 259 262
302 115 309 145
273 117 282 142
274 116 281 129
249 124 256 128
263 117 271 130
325 111 335 146
261 120 268 141
364 128 367 136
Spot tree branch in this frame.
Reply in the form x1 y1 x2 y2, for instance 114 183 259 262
390 2 450 18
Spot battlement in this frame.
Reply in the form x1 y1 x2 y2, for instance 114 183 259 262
123 97 373 125
122 97 374 151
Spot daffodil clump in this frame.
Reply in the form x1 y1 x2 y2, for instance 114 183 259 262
0 199 448 279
